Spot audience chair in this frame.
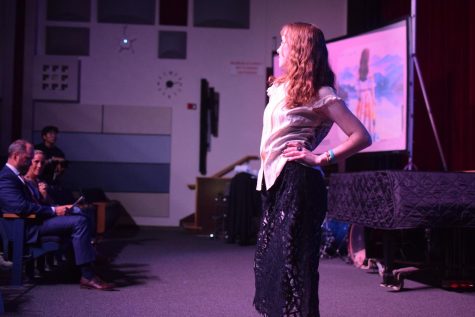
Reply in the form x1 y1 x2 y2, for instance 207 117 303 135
0 213 60 286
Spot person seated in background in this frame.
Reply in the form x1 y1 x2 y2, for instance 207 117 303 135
35 125 67 184
0 139 114 290
24 149 53 204
24 149 98 243
24 149 103 273
24 149 65 274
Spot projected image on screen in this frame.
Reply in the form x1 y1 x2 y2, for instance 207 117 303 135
314 20 408 153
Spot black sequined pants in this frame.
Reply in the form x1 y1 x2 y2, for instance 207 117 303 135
254 162 327 317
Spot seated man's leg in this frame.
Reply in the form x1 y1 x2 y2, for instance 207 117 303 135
38 215 95 266
37 216 113 290
79 205 97 242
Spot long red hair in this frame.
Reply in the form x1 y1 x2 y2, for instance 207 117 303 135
273 22 335 108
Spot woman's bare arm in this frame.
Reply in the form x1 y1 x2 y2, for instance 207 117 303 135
283 100 372 166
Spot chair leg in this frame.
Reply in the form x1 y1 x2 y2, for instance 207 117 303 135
10 221 25 286
46 253 56 270
0 291 4 314
25 261 35 281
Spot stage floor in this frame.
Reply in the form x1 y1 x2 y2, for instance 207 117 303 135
1 227 474 316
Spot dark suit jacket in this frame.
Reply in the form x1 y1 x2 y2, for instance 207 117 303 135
0 165 54 243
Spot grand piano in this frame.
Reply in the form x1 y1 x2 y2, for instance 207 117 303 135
327 170 475 290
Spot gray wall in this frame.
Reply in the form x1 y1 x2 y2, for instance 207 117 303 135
3 0 347 226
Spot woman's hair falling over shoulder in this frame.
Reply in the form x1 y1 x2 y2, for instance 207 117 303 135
274 22 335 108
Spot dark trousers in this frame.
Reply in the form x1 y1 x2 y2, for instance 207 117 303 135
38 215 95 266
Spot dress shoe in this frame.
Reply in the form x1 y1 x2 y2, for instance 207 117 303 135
80 276 115 290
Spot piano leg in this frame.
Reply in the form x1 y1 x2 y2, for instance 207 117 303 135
379 230 399 289
378 230 421 291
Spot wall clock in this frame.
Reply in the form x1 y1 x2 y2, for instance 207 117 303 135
157 70 183 98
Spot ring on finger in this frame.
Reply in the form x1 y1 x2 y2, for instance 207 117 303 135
297 146 303 151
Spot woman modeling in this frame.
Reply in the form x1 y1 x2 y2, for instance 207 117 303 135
254 22 372 317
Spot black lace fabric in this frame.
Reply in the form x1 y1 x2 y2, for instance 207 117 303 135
254 162 327 317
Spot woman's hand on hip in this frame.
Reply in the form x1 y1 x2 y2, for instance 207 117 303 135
282 142 325 166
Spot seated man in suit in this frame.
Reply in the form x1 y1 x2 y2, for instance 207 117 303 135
0 139 113 290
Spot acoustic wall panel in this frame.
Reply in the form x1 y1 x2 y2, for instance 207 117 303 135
32 132 171 163
106 192 170 217
33 56 80 101
97 0 155 25
61 162 170 193
32 102 172 218
47 0 91 22
34 102 102 132
103 105 172 134
159 0 188 26
158 31 187 59
46 26 90 56
193 0 250 29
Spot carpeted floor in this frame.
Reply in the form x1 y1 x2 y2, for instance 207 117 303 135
1 227 474 316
